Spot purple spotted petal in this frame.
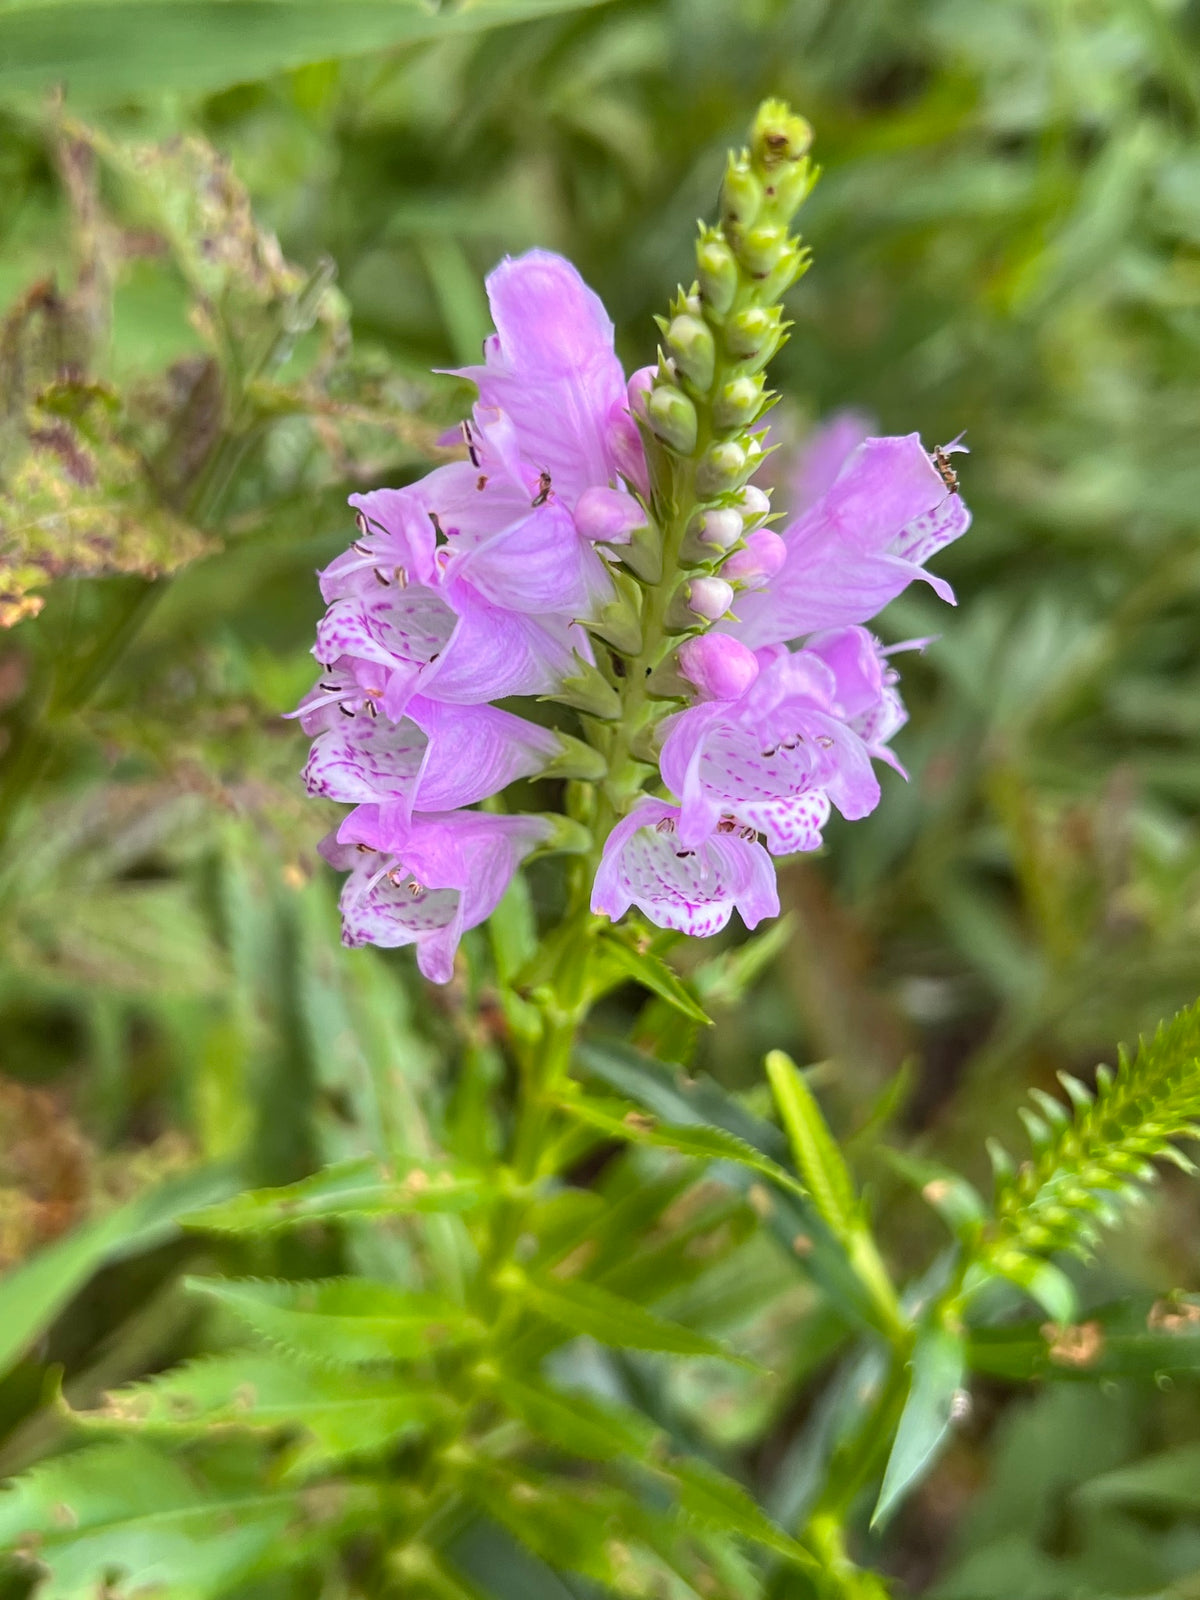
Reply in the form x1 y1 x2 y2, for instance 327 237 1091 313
729 434 968 647
591 799 778 937
303 696 557 813
325 807 551 982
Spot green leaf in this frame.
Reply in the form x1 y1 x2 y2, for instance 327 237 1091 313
1077 1443 1200 1512
0 1439 334 1599
490 1373 656 1462
186 1276 484 1365
178 1157 487 1234
982 1254 1079 1324
765 1050 857 1236
0 0 613 99
658 1454 818 1569
551 1090 808 1200
0 1166 232 1380
872 1323 967 1528
968 1295 1200 1382
882 1149 988 1238
75 1353 452 1470
592 934 712 1025
508 1269 759 1367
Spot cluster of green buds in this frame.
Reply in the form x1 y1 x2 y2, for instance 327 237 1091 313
573 100 818 819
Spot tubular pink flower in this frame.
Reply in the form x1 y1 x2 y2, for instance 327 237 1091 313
790 409 875 515
300 680 559 817
591 799 778 937
722 528 787 590
728 433 970 649
322 807 551 983
659 634 904 855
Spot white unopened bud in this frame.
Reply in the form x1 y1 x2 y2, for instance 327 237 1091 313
687 576 735 621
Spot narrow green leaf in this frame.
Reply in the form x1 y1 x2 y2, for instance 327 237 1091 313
882 1150 987 1238
872 1324 966 1528
0 1440 319 1598
765 1050 857 1236
968 1295 1200 1382
659 1455 818 1569
593 935 712 1025
551 1090 807 1200
0 0 612 99
186 1276 484 1365
511 1269 758 1367
1077 1443 1200 1512
986 1255 1079 1324
490 1373 655 1462
75 1353 452 1467
178 1158 487 1234
0 1166 232 1380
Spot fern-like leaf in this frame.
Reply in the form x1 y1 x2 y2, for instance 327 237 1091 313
980 1000 1200 1282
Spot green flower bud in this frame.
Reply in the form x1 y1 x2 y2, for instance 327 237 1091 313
738 223 789 278
695 438 749 496
751 99 814 171
697 234 738 315
681 506 744 563
713 372 766 431
757 239 811 302
666 314 716 392
724 304 786 368
720 155 763 233
645 381 698 454
665 574 735 632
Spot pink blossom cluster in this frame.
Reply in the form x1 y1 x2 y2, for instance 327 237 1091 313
298 251 970 977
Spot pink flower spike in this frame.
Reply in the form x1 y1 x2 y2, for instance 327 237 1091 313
591 800 778 937
678 634 760 701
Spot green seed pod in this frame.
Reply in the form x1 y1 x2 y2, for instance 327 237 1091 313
738 223 789 278
645 381 698 455
697 234 739 316
695 438 749 496
666 314 716 392
713 373 766 431
720 155 763 233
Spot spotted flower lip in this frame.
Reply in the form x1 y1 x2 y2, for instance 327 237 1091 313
659 632 898 855
727 433 971 649
300 678 560 818
590 798 779 937
322 806 551 982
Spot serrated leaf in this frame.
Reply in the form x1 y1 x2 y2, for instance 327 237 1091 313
872 1323 966 1527
551 1090 807 1200
513 1270 758 1367
75 1353 451 1469
186 1276 484 1366
490 1373 656 1462
765 1050 857 1237
178 1158 487 1234
658 1455 818 1569
0 1440 320 1599
592 935 711 1025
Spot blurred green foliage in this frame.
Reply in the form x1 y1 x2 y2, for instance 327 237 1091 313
1 1 1200 1595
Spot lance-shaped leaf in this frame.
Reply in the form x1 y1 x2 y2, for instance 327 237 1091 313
502 1267 760 1368
489 1373 657 1462
590 934 712 1025
74 1353 452 1471
872 1322 967 1528
655 1454 820 1570
550 1089 807 1199
0 1439 368 1598
186 1276 484 1366
178 1158 489 1234
968 1294 1200 1382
